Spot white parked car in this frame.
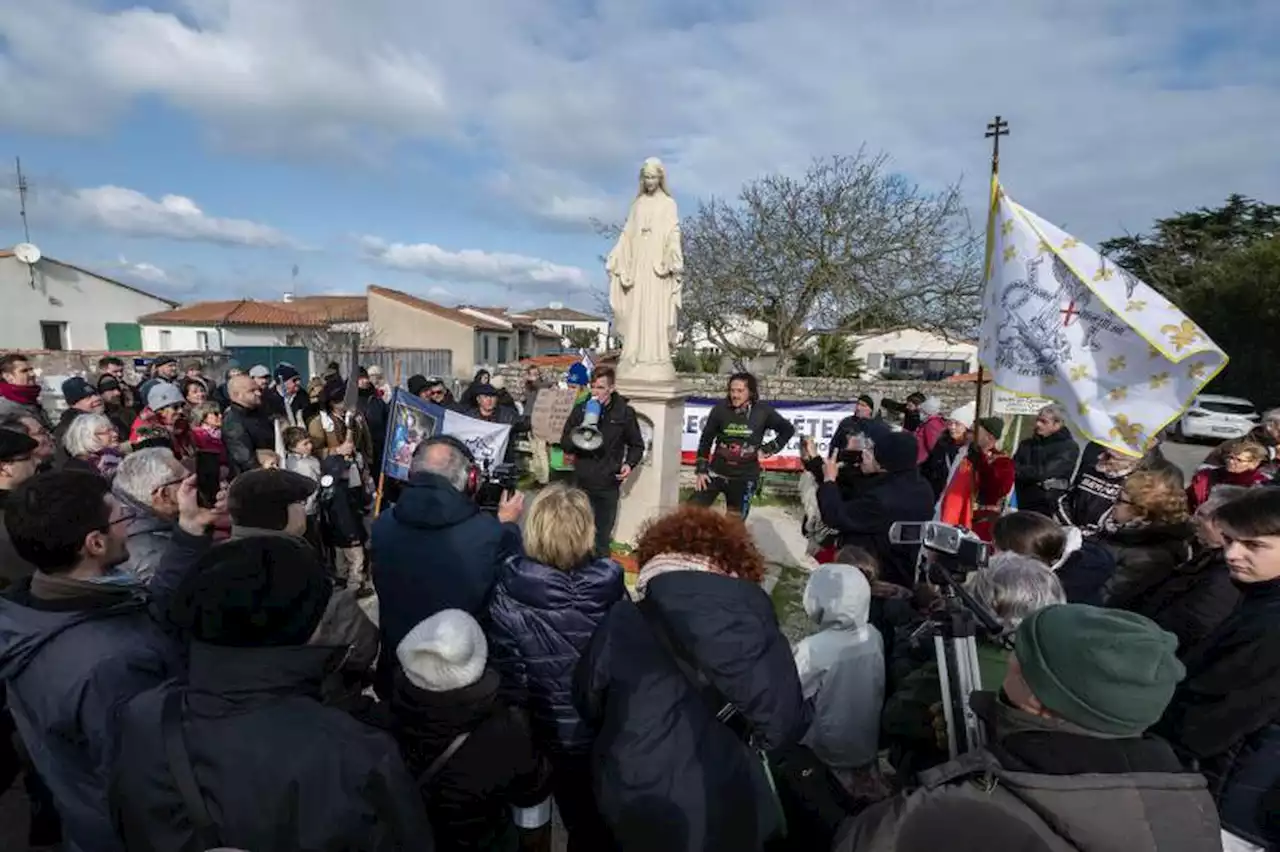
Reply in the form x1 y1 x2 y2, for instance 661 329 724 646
1174 394 1259 442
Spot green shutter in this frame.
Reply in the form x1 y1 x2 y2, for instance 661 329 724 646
105 323 143 351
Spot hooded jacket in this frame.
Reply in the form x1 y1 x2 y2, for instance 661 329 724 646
1013 427 1080 517
0 528 208 852
793 564 884 770
109 643 433 852
370 473 521 697
1120 545 1240 654
560 392 644 491
840 692 1221 852
388 668 551 852
574 568 809 852
487 554 625 753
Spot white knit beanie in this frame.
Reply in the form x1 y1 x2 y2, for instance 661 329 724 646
920 396 943 416
396 609 488 692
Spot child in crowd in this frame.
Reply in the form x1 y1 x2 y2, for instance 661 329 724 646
283 426 325 557
256 449 281 470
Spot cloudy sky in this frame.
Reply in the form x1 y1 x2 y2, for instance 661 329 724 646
0 0 1274 312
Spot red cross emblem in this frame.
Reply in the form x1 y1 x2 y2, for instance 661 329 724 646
1060 301 1079 327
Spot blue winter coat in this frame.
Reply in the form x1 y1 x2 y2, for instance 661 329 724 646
371 472 521 697
0 528 208 852
488 555 624 753
574 569 809 852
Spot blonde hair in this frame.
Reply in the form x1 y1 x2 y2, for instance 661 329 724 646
1124 467 1190 525
523 483 595 571
256 450 280 469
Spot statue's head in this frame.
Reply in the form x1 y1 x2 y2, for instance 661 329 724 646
638 157 667 196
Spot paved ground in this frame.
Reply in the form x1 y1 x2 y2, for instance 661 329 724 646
1162 438 1212 481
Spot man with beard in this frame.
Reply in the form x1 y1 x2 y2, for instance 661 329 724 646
0 469 218 852
96 375 135 443
136 355 178 409
0 353 52 431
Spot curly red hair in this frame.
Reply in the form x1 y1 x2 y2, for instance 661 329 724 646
635 506 766 582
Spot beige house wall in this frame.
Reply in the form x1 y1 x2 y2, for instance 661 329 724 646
367 291 477 377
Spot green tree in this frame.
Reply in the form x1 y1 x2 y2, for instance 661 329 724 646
1100 194 1280 299
1180 237 1280 402
564 326 601 351
792 334 863 378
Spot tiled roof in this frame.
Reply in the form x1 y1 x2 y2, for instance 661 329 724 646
286 295 368 323
368 286 510 331
522 306 606 322
138 294 368 327
0 249 178 307
456 305 563 337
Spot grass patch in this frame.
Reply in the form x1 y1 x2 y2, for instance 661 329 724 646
771 563 817 646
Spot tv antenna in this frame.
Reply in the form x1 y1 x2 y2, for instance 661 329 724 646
13 158 41 290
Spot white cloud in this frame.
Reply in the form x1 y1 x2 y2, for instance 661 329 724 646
360 236 591 295
114 256 169 283
5 184 294 248
0 0 1276 243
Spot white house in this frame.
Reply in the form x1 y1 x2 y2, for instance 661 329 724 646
521 304 611 350
138 295 367 378
686 316 773 355
850 329 977 379
0 248 177 351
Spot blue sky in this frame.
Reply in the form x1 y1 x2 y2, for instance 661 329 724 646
0 0 1275 314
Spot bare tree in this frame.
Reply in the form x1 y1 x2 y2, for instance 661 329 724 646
681 150 982 375
297 314 382 365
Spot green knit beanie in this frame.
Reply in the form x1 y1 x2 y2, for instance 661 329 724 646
1014 604 1184 736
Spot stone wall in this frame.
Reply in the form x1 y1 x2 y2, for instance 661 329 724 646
496 363 975 409
15 349 232 414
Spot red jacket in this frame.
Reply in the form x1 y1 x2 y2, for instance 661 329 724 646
1187 466 1269 512
971 448 1015 541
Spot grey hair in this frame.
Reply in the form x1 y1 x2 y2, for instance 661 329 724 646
1038 403 1068 424
410 439 471 492
63 413 114 458
968 553 1067 631
114 447 180 506
1263 408 1280 426
1198 484 1252 518
920 396 942 416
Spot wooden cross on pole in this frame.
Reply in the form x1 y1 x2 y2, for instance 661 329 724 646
985 115 1010 176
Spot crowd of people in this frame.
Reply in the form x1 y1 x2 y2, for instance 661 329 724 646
0 353 1276 851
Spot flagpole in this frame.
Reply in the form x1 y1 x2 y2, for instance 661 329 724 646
977 115 1010 428
372 359 403 519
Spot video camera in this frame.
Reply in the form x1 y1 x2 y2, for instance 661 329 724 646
888 521 989 580
475 459 519 514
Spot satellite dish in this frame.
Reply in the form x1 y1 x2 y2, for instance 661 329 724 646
13 243 41 265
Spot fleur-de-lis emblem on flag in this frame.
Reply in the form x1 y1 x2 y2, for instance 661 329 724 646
1077 401 1090 416
1001 219 1015 236
1093 263 1115 282
1003 245 1017 263
1108 356 1126 374
1109 415 1145 447
1162 320 1204 353
1061 237 1080 249
1149 372 1170 390
1070 365 1090 382
1188 361 1207 380
1037 239 1053 256
1108 387 1128 402
1127 300 1147 313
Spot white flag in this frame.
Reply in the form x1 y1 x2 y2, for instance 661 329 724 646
578 348 595 373
441 409 512 466
978 179 1228 457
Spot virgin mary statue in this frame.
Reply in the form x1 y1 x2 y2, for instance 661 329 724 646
607 157 683 380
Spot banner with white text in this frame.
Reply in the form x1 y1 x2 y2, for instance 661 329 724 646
680 398 855 471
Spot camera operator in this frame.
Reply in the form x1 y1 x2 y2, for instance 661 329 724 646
838 605 1221 852
370 435 524 699
816 431 934 585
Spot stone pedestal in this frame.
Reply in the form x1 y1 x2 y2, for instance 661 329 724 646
613 374 690 546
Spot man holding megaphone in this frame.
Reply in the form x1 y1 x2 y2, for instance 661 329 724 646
560 366 645 558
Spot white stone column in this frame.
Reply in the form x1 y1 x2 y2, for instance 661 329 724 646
613 374 690 546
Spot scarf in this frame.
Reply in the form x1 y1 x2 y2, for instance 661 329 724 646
635 552 722 599
0 382 40 406
1050 526 1084 572
88 447 124 479
30 569 142 602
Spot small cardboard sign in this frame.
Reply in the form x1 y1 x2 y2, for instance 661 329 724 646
531 387 580 442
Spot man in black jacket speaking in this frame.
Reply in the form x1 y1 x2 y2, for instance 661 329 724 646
561 366 645 557
690 372 796 518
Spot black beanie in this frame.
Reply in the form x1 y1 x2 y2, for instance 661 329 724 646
856 394 875 411
169 537 333 647
407 375 429 396
978 416 1005 440
874 431 919 473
